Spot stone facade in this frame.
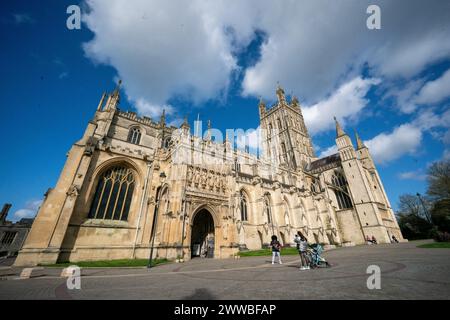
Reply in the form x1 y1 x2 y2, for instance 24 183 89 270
14 84 404 266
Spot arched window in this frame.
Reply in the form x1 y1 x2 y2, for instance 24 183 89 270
268 123 273 136
88 166 135 221
163 137 171 149
277 118 282 130
264 195 272 224
281 142 288 164
331 171 353 209
127 127 142 145
240 190 248 221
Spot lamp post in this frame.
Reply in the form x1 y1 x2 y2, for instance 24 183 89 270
147 171 167 269
416 192 432 224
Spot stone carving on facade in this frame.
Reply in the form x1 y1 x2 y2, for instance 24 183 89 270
84 136 98 156
252 176 262 185
186 165 228 195
66 185 80 198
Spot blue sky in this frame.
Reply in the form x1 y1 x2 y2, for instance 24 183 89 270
1 0 449 221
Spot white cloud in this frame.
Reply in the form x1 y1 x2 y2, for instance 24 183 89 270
83 0 241 117
317 124 423 164
302 77 380 135
12 13 34 24
384 79 424 114
398 170 426 181
241 0 450 102
82 0 450 118
364 124 422 164
13 200 42 220
415 68 450 105
443 149 450 160
318 145 338 158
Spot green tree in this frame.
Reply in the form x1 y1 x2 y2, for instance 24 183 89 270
431 198 450 233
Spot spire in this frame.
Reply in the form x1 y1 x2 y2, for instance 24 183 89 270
181 115 189 128
291 96 299 108
354 129 366 149
205 120 211 141
334 117 346 137
160 109 166 127
113 79 122 97
259 97 266 117
276 84 286 104
97 92 107 111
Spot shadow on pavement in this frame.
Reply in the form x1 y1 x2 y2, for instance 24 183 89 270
183 288 217 300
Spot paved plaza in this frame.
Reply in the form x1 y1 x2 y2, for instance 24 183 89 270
0 240 449 300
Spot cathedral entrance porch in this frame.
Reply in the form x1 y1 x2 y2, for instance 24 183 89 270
190 209 215 258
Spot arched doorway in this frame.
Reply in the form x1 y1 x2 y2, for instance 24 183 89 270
191 209 215 258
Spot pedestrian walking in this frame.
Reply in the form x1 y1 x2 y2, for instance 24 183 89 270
270 235 282 264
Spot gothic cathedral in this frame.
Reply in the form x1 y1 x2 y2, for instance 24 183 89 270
15 83 404 266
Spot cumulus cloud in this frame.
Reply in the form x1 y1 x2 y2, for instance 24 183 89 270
364 124 422 164
13 200 42 220
303 77 380 135
319 145 338 159
83 0 241 117
415 68 450 105
398 170 427 181
82 0 450 118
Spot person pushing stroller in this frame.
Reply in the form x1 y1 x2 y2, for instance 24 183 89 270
294 231 310 270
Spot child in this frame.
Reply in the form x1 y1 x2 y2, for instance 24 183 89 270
270 235 282 265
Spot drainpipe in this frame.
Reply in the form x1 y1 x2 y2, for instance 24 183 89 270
132 161 152 258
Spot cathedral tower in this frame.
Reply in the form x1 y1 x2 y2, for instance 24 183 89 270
259 86 315 170
334 119 393 243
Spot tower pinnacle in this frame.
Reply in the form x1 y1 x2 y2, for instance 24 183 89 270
276 85 286 104
354 129 366 149
334 117 346 137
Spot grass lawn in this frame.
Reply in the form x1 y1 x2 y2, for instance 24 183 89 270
238 247 299 257
40 258 169 268
417 242 450 249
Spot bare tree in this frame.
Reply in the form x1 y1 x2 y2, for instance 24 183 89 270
398 194 432 224
427 159 450 201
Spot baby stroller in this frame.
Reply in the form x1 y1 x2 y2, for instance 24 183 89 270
307 244 330 268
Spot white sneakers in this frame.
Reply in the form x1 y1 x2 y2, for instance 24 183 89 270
299 266 311 270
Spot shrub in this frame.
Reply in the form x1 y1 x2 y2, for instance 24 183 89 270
432 230 450 242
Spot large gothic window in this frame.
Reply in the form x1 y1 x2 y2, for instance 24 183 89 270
331 171 353 210
264 195 272 224
240 190 248 221
88 166 136 221
127 127 142 145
